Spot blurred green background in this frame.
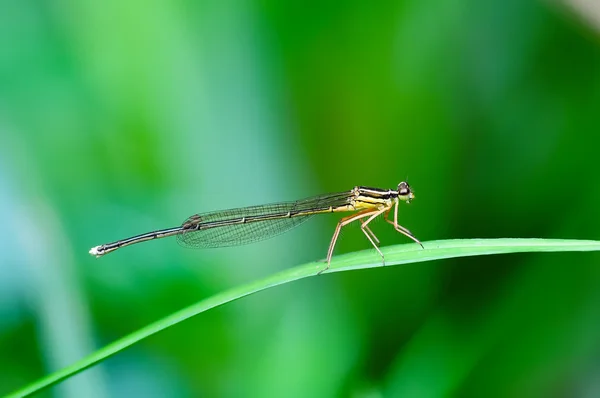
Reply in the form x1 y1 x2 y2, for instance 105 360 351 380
2 0 600 397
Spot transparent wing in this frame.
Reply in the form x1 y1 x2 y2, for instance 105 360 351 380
176 191 353 248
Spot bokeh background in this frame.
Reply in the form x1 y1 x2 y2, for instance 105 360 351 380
2 1 600 397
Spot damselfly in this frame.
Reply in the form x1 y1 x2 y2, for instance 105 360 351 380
89 182 422 273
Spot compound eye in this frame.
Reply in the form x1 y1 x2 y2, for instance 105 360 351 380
398 181 410 196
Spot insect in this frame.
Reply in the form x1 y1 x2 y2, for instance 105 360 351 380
89 182 422 273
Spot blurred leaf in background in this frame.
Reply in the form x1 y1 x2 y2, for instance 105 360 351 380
1 0 599 397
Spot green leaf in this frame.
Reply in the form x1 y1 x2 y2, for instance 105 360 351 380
8 238 600 398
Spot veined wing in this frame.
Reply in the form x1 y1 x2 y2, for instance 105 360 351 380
176 191 354 248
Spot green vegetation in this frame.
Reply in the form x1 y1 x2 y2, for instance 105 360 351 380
2 0 600 396
8 239 600 397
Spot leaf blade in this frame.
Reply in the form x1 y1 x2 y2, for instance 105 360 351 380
8 238 600 398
